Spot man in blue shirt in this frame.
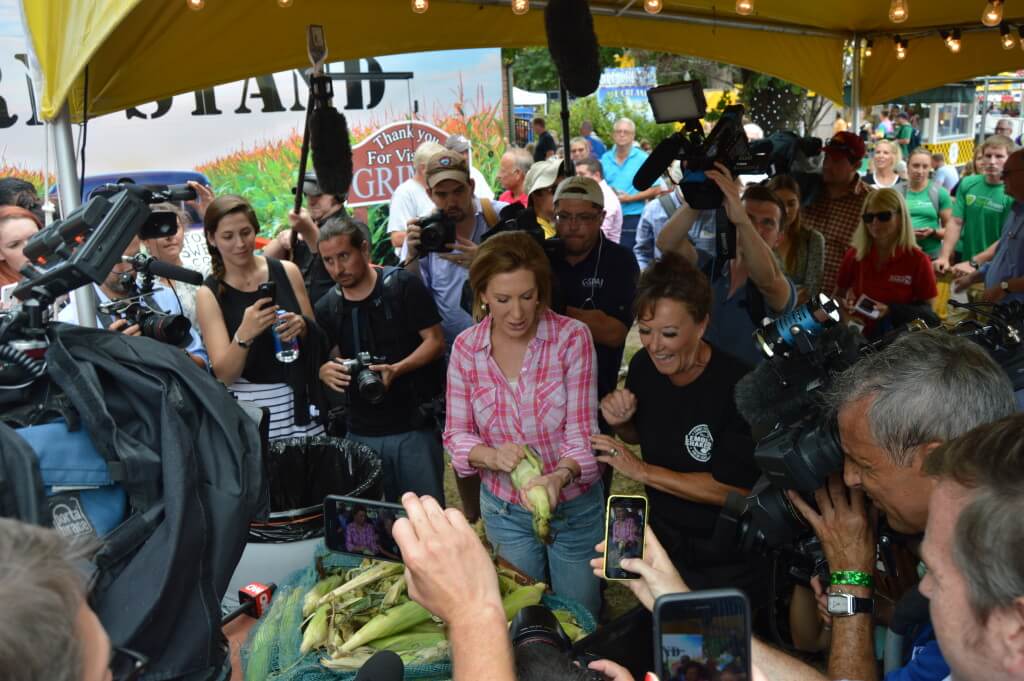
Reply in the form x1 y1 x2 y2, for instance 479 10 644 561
601 117 663 253
580 120 606 158
656 164 795 366
58 237 208 368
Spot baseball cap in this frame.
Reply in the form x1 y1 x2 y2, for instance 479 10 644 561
553 176 604 208
425 150 471 189
444 134 471 154
824 131 866 164
525 159 562 196
290 171 323 196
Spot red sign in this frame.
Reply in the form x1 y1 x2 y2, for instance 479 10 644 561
347 121 449 207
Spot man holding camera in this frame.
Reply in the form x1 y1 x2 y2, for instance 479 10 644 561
404 150 506 348
783 331 1016 681
58 236 208 368
315 216 447 503
656 163 795 367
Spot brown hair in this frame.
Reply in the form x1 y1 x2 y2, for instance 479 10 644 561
202 194 261 283
766 175 803 275
0 206 43 285
982 134 1016 155
634 250 712 323
468 231 552 322
741 184 787 226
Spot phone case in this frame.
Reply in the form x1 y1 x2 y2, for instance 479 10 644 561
602 494 648 581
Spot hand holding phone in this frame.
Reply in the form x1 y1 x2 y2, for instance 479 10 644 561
603 495 648 580
853 294 881 319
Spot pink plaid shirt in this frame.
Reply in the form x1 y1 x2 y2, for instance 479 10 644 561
611 517 640 545
444 309 600 505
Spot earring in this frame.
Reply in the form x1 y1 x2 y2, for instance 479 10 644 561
481 302 489 313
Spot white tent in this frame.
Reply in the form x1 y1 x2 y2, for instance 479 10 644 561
513 86 548 109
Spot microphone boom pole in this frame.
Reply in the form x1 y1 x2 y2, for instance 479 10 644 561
559 82 575 177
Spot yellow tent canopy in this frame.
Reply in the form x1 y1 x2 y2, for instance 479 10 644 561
20 0 1024 122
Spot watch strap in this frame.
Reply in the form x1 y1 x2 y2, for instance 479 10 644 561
233 332 253 348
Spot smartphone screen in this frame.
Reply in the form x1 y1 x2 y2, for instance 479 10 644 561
258 281 277 302
603 495 648 580
854 294 880 319
655 590 751 681
324 495 406 563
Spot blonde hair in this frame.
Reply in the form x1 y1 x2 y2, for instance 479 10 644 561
414 141 445 170
468 231 551 322
871 140 902 171
851 187 916 260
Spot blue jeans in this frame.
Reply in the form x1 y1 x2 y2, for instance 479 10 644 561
620 214 641 254
480 482 604 617
347 429 444 504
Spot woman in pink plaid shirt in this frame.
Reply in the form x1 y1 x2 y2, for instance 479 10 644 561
444 231 603 616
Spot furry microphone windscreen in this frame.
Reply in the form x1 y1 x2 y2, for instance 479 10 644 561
310 106 353 198
544 0 602 98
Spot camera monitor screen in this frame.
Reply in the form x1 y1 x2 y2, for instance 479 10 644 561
660 596 750 681
324 495 406 563
647 81 708 124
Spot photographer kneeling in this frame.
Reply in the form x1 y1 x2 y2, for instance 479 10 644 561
314 216 447 502
58 235 208 369
656 163 795 367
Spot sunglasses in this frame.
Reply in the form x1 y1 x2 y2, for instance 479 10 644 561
863 211 894 223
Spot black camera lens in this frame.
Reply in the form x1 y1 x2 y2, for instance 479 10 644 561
419 225 444 251
356 369 386 405
138 310 192 346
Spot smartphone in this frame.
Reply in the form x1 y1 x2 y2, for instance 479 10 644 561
324 495 406 563
602 494 648 580
854 294 881 319
654 590 752 681
257 281 277 302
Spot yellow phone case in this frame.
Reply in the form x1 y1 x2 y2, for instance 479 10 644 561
602 493 649 581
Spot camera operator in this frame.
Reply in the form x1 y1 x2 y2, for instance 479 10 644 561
142 201 210 329
548 176 638 437
314 216 447 502
0 517 137 681
58 236 209 369
782 331 1016 681
655 163 796 367
919 413 1024 681
404 150 507 348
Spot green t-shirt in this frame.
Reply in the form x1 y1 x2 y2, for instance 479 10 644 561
952 175 1014 260
896 123 914 145
906 182 953 257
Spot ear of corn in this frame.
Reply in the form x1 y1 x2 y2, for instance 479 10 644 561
316 560 403 608
501 582 547 620
303 575 344 617
300 604 330 655
340 599 433 652
369 631 446 651
382 574 407 607
511 445 552 543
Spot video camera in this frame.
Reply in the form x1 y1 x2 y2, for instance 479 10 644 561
634 81 823 209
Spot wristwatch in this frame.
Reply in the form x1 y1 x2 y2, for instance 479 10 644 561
827 592 874 617
1001 280 1011 293
969 258 980 269
233 332 253 348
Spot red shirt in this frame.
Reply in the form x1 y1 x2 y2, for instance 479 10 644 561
498 190 528 208
836 245 937 335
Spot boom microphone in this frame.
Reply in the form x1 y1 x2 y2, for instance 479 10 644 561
632 133 686 191
123 254 204 286
544 0 602 97
353 650 404 681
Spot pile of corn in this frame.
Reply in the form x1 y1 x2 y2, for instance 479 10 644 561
246 559 585 676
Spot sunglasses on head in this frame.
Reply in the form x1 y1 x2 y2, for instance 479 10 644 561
863 211 894 223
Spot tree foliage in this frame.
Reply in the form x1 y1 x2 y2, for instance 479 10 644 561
502 47 623 93
547 95 678 149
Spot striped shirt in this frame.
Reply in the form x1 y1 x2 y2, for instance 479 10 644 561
444 309 600 505
229 380 324 441
801 175 873 295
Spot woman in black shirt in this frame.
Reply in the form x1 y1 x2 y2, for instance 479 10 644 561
593 252 763 595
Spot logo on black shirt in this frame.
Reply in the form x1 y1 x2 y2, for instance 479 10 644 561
685 424 714 463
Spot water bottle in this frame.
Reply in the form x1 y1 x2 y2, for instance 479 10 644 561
272 310 300 363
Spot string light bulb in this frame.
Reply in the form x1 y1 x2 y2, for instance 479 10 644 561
864 39 874 58
888 0 908 23
1001 22 1016 49
186 0 204 10
894 36 907 60
983 0 1004 27
643 0 663 14
736 0 754 15
277 0 293 6
950 28 962 52
411 0 428 12
511 0 529 14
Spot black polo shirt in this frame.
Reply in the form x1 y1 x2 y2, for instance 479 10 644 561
549 233 639 399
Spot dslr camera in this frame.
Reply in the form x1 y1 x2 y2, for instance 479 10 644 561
339 352 387 405
415 212 457 255
98 296 193 347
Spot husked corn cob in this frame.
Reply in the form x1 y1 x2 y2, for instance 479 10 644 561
510 445 552 543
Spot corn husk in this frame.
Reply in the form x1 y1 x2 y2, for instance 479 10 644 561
510 445 552 543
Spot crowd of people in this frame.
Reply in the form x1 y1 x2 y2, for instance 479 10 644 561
3 108 1024 681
